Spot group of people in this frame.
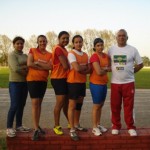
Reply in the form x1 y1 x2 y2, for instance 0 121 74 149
6 29 143 141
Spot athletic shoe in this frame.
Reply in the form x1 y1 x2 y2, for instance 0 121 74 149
128 129 137 136
92 127 102 136
75 124 88 132
32 130 39 141
38 126 46 135
97 125 107 133
70 130 79 141
112 129 119 135
53 126 63 135
16 126 31 132
6 128 16 137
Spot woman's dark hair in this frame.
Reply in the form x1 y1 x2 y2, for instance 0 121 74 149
58 31 69 39
93 38 104 47
93 38 104 51
13 36 25 44
37 35 47 42
72 35 83 43
37 35 47 48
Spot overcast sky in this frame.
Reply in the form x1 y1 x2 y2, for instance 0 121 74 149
0 0 150 57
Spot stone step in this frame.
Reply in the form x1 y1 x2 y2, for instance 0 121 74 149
6 128 150 150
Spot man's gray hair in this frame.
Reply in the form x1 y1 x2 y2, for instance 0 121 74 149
116 29 128 37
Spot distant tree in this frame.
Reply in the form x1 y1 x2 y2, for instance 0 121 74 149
24 33 58 53
100 30 116 53
142 56 150 66
66 31 74 51
66 29 116 56
24 35 37 54
0 29 120 66
0 35 11 66
82 29 98 56
82 29 116 56
46 31 57 52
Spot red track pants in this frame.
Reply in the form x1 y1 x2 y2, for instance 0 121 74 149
111 82 136 130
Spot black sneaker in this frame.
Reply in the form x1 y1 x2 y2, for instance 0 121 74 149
32 130 39 141
70 130 79 141
75 124 88 132
38 126 46 135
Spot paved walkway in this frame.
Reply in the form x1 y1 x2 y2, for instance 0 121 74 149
0 88 150 130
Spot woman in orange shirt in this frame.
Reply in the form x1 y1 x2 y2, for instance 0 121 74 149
89 38 111 136
67 35 91 141
27 35 52 141
50 31 70 135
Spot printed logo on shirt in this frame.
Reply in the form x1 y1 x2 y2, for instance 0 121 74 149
113 55 127 65
38 59 47 63
116 67 124 70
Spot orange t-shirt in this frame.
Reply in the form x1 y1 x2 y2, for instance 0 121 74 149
27 48 52 81
89 52 109 85
50 45 68 79
67 50 88 83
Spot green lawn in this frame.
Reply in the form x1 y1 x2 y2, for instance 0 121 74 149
0 131 7 150
0 67 150 89
134 68 150 88
0 67 9 88
0 138 7 150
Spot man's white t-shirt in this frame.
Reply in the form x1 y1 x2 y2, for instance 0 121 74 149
108 45 143 84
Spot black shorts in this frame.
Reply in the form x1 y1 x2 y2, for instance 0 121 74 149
68 83 86 100
27 81 47 99
51 78 68 95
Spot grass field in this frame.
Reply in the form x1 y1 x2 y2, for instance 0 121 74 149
0 138 6 150
0 67 150 89
0 131 7 150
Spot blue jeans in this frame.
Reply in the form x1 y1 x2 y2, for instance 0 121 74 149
7 82 28 128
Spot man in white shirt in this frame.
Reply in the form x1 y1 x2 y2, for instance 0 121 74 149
108 29 143 136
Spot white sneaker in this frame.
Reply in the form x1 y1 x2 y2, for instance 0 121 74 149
112 129 119 135
92 127 102 136
16 126 31 132
128 129 137 136
6 128 16 137
98 125 107 132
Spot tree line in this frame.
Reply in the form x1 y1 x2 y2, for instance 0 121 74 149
0 29 150 66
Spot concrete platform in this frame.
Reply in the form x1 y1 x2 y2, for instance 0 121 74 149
6 128 150 150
